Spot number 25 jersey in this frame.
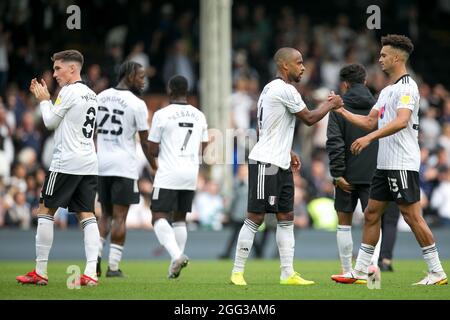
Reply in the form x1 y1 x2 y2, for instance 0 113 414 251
149 103 208 190
96 88 149 180
46 82 98 175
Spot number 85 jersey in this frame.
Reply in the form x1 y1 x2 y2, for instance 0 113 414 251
149 103 208 190
44 82 98 175
96 88 149 180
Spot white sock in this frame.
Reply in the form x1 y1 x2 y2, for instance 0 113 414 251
109 243 123 271
337 225 353 273
277 220 295 280
422 243 444 273
371 228 382 266
81 217 100 279
232 219 259 273
154 219 181 261
35 215 54 277
354 243 375 274
172 221 187 253
98 237 106 258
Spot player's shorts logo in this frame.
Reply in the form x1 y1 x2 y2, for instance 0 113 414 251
268 196 276 206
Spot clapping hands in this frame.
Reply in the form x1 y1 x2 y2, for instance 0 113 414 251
30 78 51 102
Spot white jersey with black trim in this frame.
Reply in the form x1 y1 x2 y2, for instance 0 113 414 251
41 81 98 175
149 103 208 190
96 88 149 180
372 74 420 171
249 78 306 169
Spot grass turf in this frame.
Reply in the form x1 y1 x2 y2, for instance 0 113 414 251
1 260 449 300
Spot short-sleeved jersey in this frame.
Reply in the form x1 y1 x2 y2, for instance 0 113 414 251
96 88 149 180
249 78 306 169
149 103 208 190
46 81 98 175
372 74 420 172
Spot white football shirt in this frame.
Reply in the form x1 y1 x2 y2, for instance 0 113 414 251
96 88 149 180
372 74 420 171
41 81 98 175
249 78 306 169
149 103 208 190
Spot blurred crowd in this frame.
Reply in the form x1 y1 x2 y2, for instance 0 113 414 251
1 0 450 231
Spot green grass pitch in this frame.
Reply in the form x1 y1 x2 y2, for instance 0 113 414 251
1 260 449 300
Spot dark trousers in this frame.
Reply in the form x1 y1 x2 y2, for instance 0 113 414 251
379 202 400 261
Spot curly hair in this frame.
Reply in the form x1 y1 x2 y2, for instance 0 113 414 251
381 34 414 55
339 63 366 85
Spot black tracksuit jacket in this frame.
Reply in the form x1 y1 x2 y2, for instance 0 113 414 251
326 83 378 184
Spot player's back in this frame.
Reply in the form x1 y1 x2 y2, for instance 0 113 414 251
150 103 208 190
51 82 97 175
96 88 149 180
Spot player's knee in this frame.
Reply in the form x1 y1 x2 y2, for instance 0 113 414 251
247 213 264 226
364 210 380 225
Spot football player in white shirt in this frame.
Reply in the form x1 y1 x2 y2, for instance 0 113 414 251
148 75 208 279
230 48 343 286
17 50 100 286
331 35 447 285
96 61 155 278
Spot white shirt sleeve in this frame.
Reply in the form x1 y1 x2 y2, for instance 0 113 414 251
148 111 163 143
396 84 416 111
135 101 149 132
372 91 384 111
40 86 77 130
277 85 306 114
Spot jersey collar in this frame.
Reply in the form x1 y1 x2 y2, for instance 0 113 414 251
394 74 410 84
170 101 189 105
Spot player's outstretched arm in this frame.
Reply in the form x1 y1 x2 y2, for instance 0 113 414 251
334 106 378 131
294 94 342 126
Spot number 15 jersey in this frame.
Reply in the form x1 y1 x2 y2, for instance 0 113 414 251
149 103 208 190
96 88 149 180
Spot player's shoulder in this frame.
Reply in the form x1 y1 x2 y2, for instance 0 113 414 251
97 87 114 99
59 81 95 100
270 78 299 97
394 74 418 91
190 105 207 123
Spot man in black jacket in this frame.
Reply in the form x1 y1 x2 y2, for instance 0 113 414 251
326 64 399 274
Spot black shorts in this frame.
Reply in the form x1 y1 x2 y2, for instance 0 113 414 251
370 169 420 204
334 184 370 213
98 176 139 206
40 171 97 212
247 162 294 214
151 187 195 213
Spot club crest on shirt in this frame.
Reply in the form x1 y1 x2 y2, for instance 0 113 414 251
379 105 385 119
55 96 62 106
268 196 277 206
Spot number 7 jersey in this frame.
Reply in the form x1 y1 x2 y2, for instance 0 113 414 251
96 88 149 180
149 103 208 190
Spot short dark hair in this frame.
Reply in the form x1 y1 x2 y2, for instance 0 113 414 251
118 61 142 82
51 50 84 67
381 34 414 55
168 75 188 97
339 63 366 85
